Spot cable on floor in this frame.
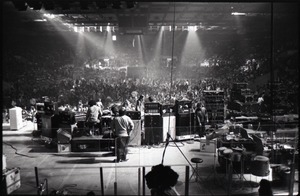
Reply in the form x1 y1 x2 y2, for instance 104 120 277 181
3 141 36 158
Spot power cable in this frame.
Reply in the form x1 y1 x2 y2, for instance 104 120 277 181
3 141 36 158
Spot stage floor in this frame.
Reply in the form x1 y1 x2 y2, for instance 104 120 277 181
2 121 298 195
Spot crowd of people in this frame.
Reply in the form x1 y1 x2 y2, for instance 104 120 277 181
2 29 298 119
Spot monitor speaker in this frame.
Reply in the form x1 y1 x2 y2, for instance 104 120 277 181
57 128 72 144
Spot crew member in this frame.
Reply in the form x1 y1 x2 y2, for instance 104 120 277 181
195 103 209 138
85 100 102 136
111 107 134 162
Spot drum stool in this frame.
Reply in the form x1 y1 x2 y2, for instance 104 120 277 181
190 158 203 182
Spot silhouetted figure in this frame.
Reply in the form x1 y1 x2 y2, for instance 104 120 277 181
258 179 273 196
145 164 179 196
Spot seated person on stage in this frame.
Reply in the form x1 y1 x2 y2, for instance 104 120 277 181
85 100 102 136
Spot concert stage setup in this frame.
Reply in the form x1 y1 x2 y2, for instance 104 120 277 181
2 1 299 195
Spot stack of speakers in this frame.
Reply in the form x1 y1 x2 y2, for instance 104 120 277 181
144 103 163 145
174 100 195 141
204 90 225 124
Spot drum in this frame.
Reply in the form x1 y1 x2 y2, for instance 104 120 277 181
223 149 233 159
218 147 227 156
250 155 270 177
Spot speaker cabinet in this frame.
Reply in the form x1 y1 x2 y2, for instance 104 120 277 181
176 113 195 136
144 114 162 127
128 120 141 146
144 114 163 145
41 114 60 139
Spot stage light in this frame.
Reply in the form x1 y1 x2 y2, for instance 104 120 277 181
231 12 246 16
12 0 27 11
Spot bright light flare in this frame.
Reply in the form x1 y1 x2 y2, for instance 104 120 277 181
231 12 246 16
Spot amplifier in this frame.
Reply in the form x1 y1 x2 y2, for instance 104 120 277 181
126 111 141 120
145 103 161 114
175 100 192 114
161 104 174 113
3 168 21 195
44 102 55 115
36 103 45 114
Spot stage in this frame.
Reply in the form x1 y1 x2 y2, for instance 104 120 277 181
2 120 298 195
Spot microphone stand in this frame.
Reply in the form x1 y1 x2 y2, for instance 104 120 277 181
162 132 215 196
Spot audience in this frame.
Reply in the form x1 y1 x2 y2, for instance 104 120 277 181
2 34 297 117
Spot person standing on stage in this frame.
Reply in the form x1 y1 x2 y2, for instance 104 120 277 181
195 102 209 138
85 100 102 136
111 107 134 162
135 95 144 112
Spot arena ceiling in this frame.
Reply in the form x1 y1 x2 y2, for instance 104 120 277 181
2 1 299 35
